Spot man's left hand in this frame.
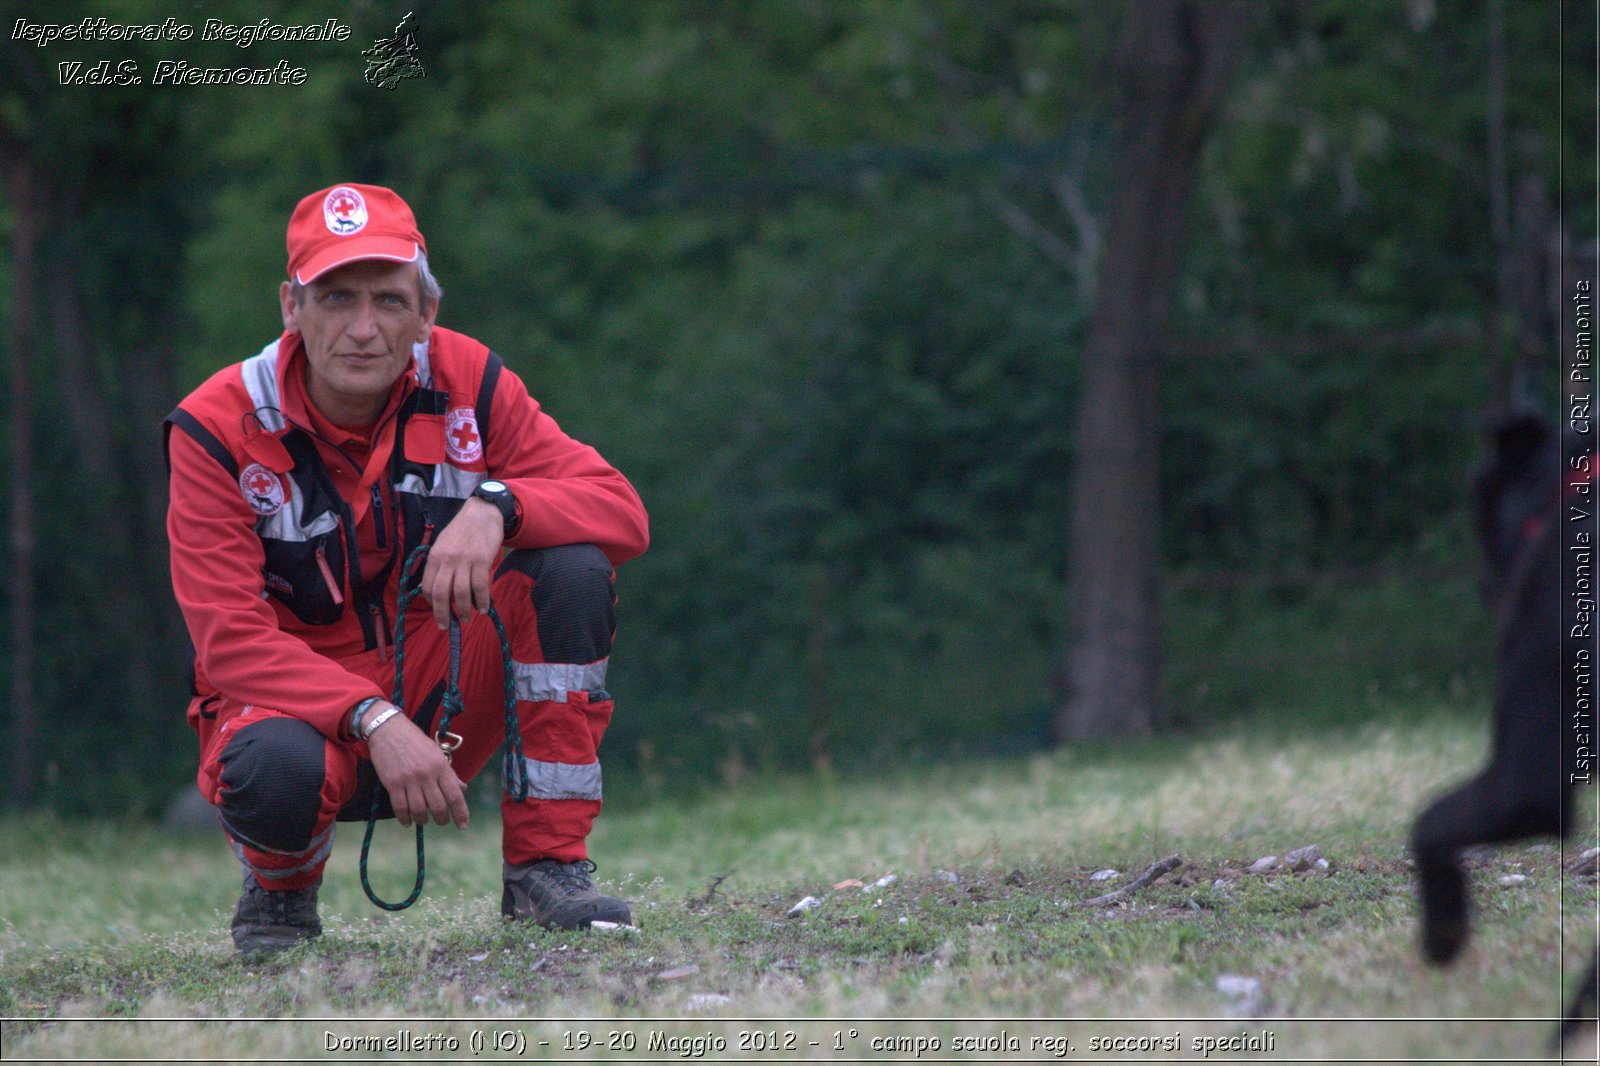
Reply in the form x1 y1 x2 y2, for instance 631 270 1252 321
421 497 505 628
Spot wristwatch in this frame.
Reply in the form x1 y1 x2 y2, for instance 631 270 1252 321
471 480 520 537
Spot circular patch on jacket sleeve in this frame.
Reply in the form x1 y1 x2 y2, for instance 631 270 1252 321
239 463 287 516
445 406 483 465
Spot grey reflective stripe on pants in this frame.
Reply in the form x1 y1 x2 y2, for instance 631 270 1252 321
502 757 604 801
231 825 334 882
510 660 608 704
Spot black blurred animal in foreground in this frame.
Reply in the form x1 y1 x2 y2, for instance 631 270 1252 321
1409 411 1596 1043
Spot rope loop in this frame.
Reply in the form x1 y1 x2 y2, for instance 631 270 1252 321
359 544 521 910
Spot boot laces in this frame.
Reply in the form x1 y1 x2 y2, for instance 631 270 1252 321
535 859 598 896
245 880 316 924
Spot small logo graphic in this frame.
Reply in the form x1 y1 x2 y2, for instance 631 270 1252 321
363 11 426 91
445 407 483 464
240 463 287 515
323 186 367 235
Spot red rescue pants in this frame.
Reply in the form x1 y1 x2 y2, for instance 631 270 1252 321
190 544 617 890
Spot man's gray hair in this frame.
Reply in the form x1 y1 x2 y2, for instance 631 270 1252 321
289 251 442 306
416 252 442 303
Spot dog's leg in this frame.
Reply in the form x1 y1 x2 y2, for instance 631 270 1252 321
1558 954 1597 1048
1411 766 1566 965
1411 777 1484 965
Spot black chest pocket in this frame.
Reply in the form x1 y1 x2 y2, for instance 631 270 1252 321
257 430 354 626
260 518 349 626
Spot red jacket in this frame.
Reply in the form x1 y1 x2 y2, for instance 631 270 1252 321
165 327 648 743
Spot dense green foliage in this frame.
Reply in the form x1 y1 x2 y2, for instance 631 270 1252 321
0 1 1590 813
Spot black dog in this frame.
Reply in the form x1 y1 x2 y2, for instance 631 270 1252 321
1410 411 1595 1042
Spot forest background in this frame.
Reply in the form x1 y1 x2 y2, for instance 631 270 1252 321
1 0 1594 817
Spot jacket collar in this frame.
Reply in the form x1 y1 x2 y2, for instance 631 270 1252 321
273 330 421 432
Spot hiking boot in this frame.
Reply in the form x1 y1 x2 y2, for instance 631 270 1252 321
231 874 322 956
502 859 632 929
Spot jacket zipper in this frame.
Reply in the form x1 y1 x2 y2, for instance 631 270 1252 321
371 603 391 662
314 546 345 605
281 396 409 658
371 484 388 549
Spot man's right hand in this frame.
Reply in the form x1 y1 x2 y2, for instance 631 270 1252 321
364 708 470 829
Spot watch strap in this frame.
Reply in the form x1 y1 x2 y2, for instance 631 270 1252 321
348 696 380 741
474 482 519 537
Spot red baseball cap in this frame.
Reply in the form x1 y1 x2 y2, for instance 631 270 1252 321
285 183 427 284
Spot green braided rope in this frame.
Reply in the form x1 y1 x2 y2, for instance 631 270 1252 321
491 603 531 803
358 545 523 911
358 546 434 911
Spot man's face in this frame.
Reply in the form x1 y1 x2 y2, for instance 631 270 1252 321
280 259 437 422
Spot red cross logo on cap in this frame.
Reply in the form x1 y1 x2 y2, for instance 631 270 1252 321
322 186 368 236
445 407 483 465
238 463 287 516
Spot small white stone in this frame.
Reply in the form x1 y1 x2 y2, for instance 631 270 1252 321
1248 856 1278 874
1283 845 1322 871
786 895 823 918
864 874 897 890
1216 974 1264 1015
1498 874 1530 886
685 993 732 1010
1089 869 1121 882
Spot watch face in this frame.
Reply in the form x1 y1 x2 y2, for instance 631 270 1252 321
479 480 507 494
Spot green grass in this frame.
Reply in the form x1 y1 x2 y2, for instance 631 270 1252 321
1 705 1596 1064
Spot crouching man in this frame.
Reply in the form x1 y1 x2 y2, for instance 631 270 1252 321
164 183 649 954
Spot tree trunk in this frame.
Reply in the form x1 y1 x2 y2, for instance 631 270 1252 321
5 149 41 803
1054 0 1251 742
1510 176 1555 395
807 567 834 772
46 255 165 718
1485 0 1518 408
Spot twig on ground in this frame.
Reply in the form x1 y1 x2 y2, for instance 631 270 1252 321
1073 854 1184 908
690 872 732 909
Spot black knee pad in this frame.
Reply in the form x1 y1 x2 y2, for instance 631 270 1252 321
498 543 615 663
217 716 327 853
